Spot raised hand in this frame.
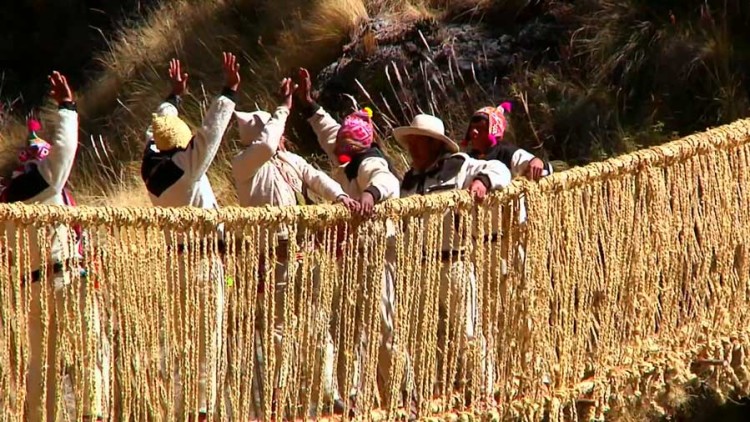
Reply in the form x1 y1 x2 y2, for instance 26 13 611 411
223 52 241 91
278 78 298 110
294 68 314 106
168 58 189 96
48 71 74 105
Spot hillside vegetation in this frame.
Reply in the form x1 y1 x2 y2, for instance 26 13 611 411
0 0 749 207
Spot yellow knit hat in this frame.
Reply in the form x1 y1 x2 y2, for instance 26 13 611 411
151 113 193 151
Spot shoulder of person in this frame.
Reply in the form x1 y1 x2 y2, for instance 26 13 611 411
437 153 471 180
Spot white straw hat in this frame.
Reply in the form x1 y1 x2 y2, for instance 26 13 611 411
393 114 460 153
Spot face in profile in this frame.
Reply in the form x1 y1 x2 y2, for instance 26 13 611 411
468 116 490 150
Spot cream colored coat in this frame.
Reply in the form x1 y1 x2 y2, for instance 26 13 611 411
232 106 347 208
5 107 79 272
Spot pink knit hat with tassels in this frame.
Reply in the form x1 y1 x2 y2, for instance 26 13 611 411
335 107 375 164
16 118 51 169
462 102 512 147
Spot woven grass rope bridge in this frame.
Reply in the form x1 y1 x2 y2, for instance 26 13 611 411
2 118 750 421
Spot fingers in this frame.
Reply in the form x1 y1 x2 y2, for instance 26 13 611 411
279 78 296 96
223 52 239 72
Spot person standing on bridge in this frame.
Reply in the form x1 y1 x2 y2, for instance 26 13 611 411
394 114 512 405
295 68 410 415
140 53 239 421
462 103 551 277
232 77 359 417
462 102 551 180
3 72 109 421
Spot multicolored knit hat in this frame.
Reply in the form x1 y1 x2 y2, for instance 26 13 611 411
462 102 512 147
13 118 52 179
335 107 374 164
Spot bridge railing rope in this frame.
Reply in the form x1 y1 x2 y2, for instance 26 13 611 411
2 118 750 421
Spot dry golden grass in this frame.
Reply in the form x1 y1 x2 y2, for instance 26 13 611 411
0 0 494 206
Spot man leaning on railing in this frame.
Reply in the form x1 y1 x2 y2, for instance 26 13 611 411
395 113 513 406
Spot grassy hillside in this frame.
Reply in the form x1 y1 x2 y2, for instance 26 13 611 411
1 0 749 206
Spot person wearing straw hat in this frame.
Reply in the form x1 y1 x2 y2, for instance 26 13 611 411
140 53 239 421
394 113 512 404
3 72 109 421
232 77 358 417
295 68 409 415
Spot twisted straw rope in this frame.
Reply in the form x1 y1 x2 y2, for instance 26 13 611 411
1 118 750 421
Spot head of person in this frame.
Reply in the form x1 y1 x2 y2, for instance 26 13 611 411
150 111 193 152
335 107 374 164
234 109 280 147
13 118 52 178
394 114 460 171
462 102 511 153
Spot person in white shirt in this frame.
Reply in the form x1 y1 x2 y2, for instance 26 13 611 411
294 68 409 413
3 72 108 421
232 78 358 417
461 102 552 180
140 53 239 421
395 114 513 404
462 103 551 277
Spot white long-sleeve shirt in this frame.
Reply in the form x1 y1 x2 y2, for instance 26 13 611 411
469 142 553 178
307 106 400 203
4 105 79 272
232 106 346 208
141 95 235 210
401 152 512 252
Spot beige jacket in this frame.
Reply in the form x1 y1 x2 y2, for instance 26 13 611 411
5 106 79 272
232 106 347 208
307 107 400 202
401 152 512 252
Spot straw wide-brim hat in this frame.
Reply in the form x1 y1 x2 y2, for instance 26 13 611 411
393 114 460 153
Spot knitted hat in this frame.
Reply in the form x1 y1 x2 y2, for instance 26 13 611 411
335 107 374 164
13 118 52 179
462 102 512 147
151 113 193 151
235 110 272 146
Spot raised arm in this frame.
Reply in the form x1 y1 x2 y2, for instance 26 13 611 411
295 68 340 164
172 53 239 183
37 72 78 193
232 106 289 183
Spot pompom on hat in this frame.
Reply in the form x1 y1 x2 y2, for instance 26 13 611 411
151 113 193 151
335 107 375 164
462 101 512 147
